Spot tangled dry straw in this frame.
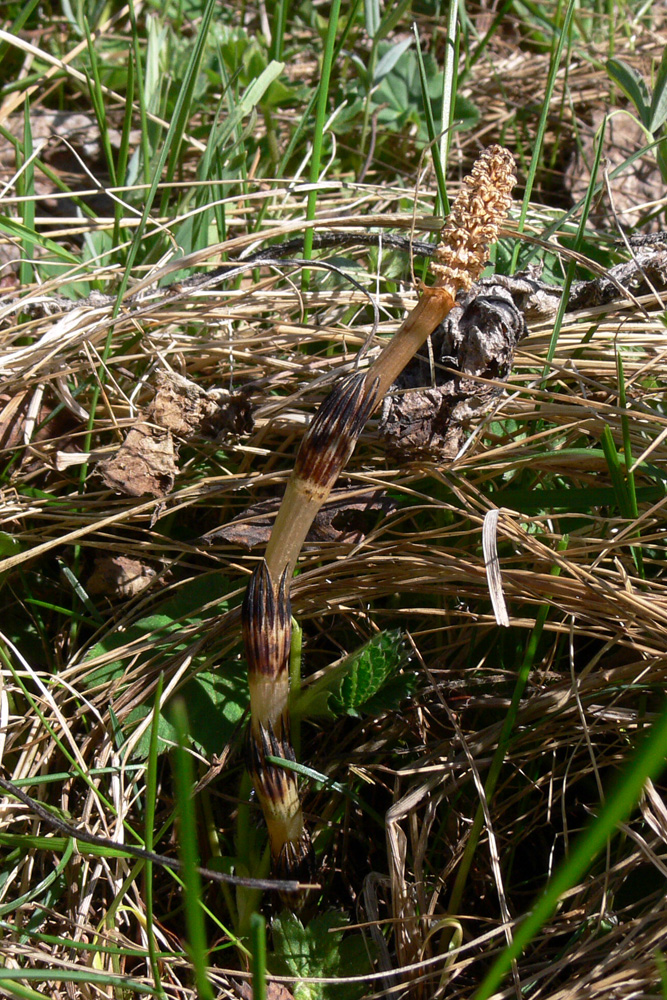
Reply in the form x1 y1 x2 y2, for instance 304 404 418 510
2 139 667 996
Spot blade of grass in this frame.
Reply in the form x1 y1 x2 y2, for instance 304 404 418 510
540 115 606 376
19 97 35 287
83 16 117 188
250 912 267 1000
0 836 74 918
302 0 342 286
439 0 460 211
128 0 151 188
0 0 40 65
265 755 385 827
270 0 289 62
510 0 577 273
601 424 632 516
0 969 159 994
289 617 303 761
113 50 135 248
413 24 449 217
171 698 213 1000
145 672 166 999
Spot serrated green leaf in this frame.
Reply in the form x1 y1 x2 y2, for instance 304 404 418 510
294 629 411 720
331 629 409 714
606 58 652 128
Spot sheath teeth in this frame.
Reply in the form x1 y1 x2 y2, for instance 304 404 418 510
242 561 291 681
293 372 380 500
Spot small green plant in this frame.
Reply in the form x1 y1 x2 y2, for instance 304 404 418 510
271 910 374 1000
606 49 667 179
294 628 414 719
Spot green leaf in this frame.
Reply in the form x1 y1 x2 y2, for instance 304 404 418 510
606 58 652 128
649 46 667 133
657 137 667 183
294 629 412 719
333 630 408 713
364 0 380 39
239 60 285 114
126 666 248 759
0 216 79 265
373 37 413 85
369 46 479 142
271 911 373 1000
375 0 412 42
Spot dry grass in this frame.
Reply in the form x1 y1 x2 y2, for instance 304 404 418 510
3 3 667 999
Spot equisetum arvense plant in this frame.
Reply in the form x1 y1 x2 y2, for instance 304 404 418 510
242 145 517 893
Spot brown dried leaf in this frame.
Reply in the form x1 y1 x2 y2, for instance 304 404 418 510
98 423 176 497
149 370 253 439
235 980 294 1000
86 555 159 599
380 281 526 461
97 372 253 497
0 389 78 457
201 490 395 549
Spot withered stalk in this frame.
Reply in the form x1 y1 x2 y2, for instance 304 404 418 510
242 145 517 889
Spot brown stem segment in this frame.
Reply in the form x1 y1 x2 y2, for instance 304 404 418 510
242 562 314 887
241 145 517 892
265 371 380 580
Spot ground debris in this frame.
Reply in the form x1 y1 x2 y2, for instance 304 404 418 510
86 554 160 600
380 279 527 462
201 489 396 549
98 421 177 497
98 371 253 497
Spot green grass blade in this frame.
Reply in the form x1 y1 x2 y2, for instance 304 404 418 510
601 424 632 517
541 119 605 374
128 0 151 187
83 15 117 187
413 23 449 217
145 672 166 998
0 982 46 1000
114 49 135 247
270 0 288 61
249 912 267 1000
0 0 40 63
302 0 342 281
439 0 460 208
19 97 35 287
511 0 577 272
171 698 213 1000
